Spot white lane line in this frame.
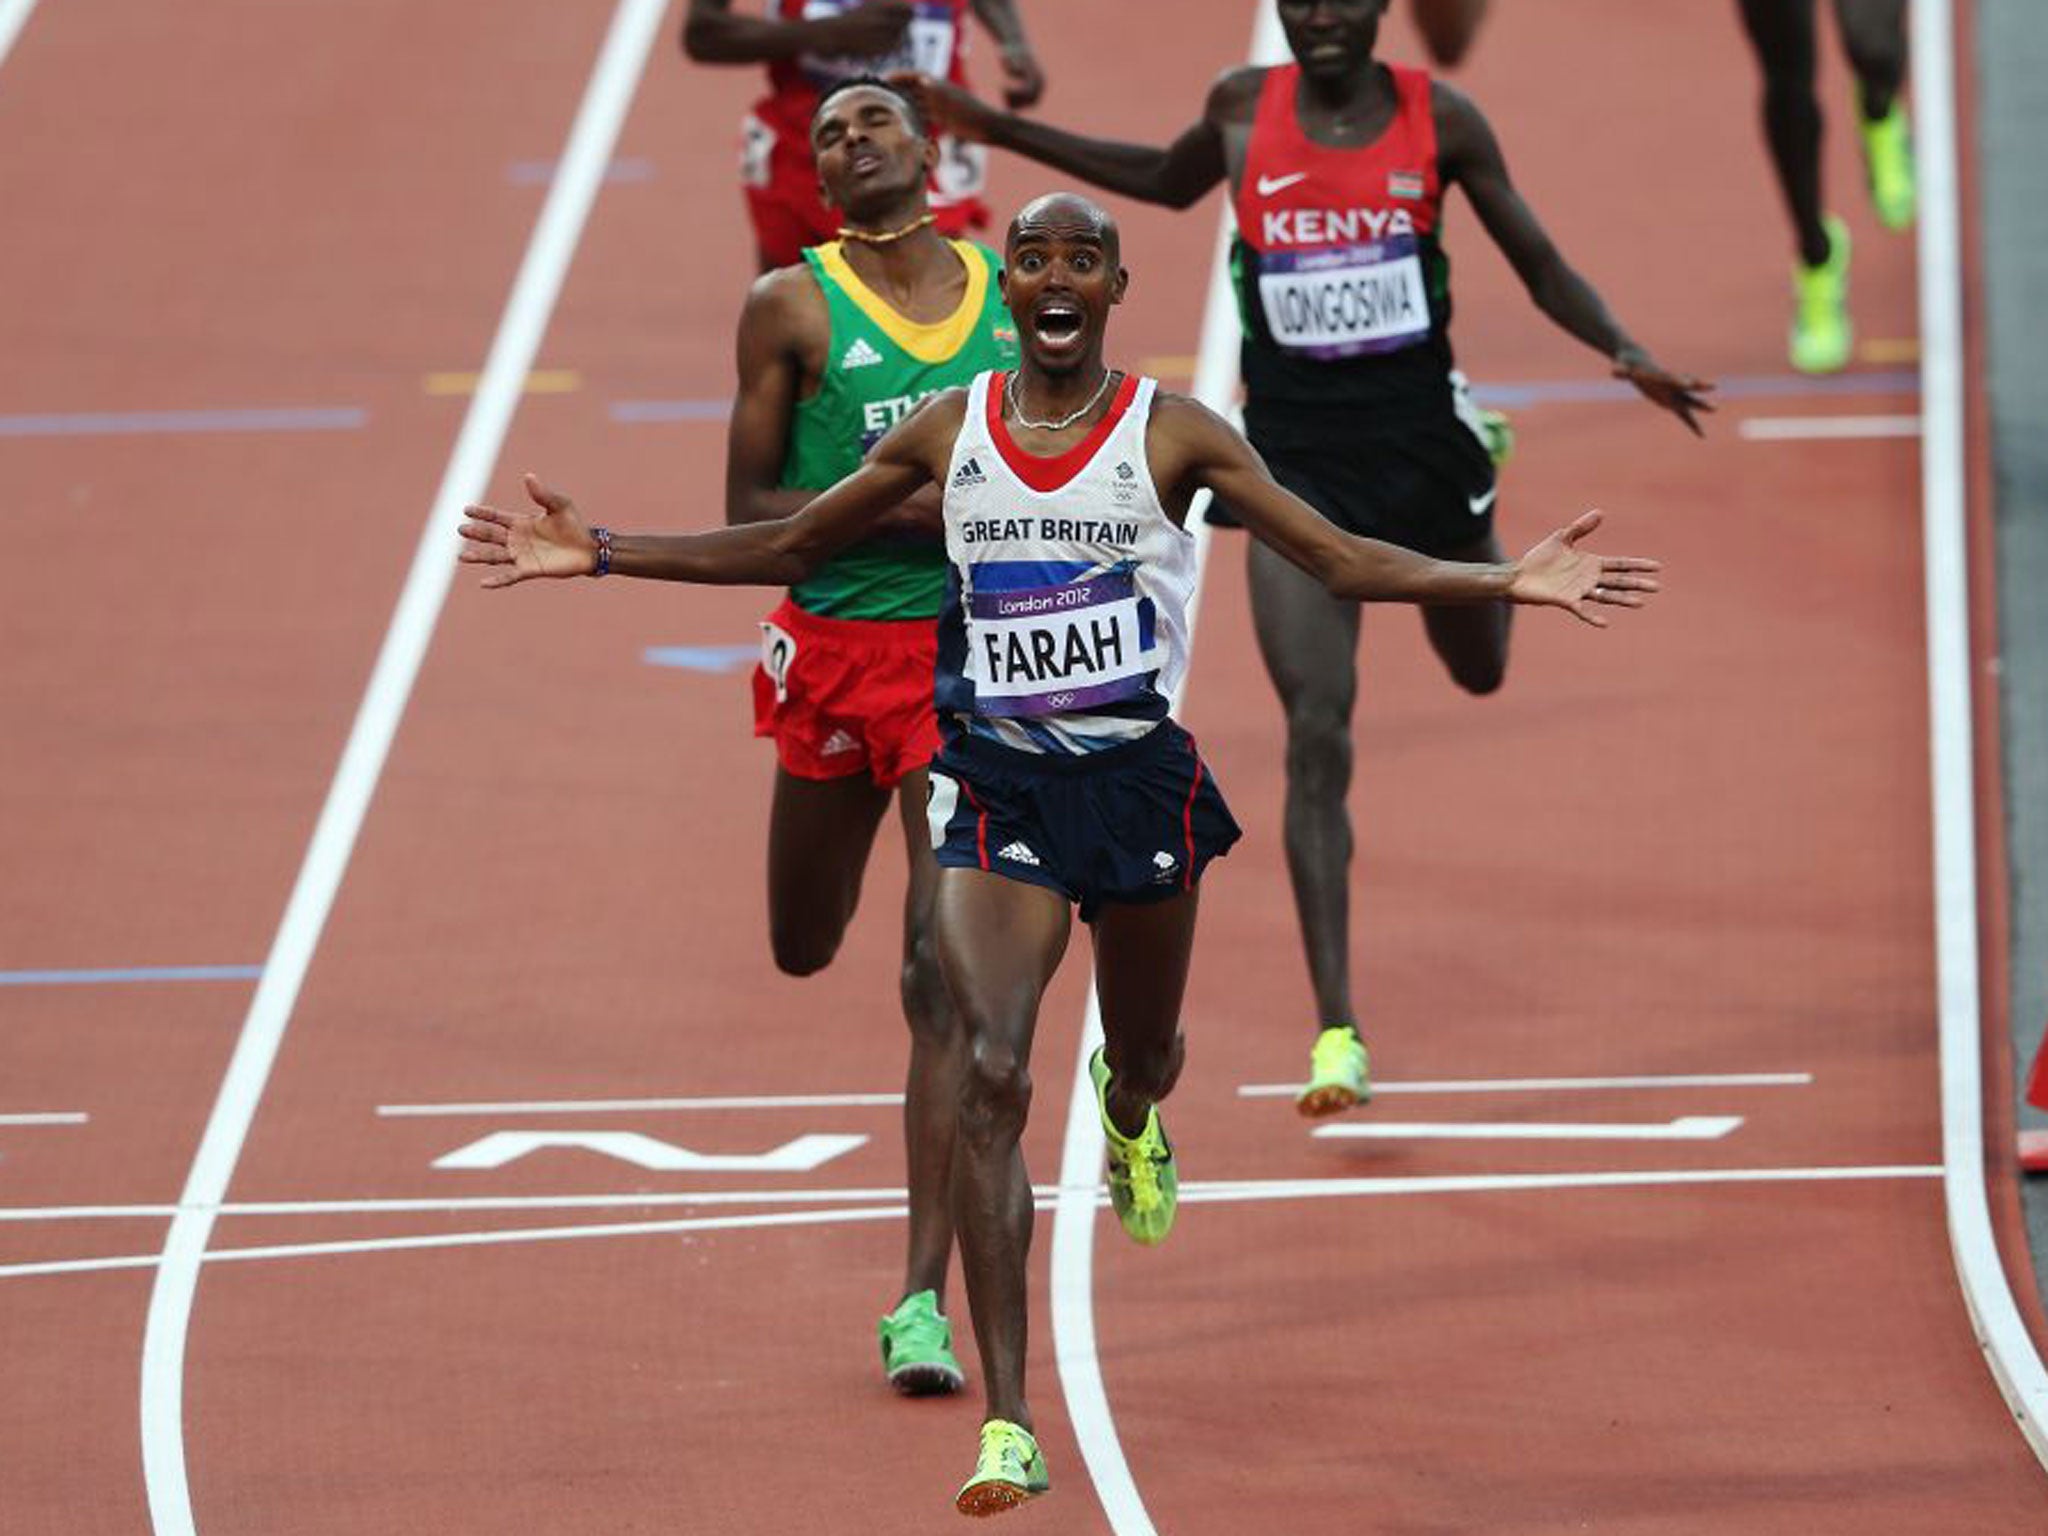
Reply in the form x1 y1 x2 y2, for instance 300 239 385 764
1916 0 2048 1466
1047 10 1283 1533
1738 414 1921 440
0 0 41 73
1313 1116 1742 1142
134 5 673 1533
377 1091 903 1116
0 1112 88 1126
2 1163 1943 1281
1238 1071 1812 1098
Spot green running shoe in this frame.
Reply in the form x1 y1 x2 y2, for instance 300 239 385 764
1088 1046 1178 1247
877 1289 965 1397
1296 1024 1371 1119
956 1418 1049 1517
1790 215 1853 375
1857 99 1916 232
1477 407 1516 469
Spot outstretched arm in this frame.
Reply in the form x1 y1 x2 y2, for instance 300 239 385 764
682 0 912 64
898 67 1249 208
1157 397 1660 624
1435 83 1714 435
459 394 962 589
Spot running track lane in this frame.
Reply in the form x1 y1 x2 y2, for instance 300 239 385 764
3 1 2045 1533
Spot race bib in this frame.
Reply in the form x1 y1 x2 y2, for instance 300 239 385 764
797 0 956 84
1256 235 1430 359
759 619 798 704
967 573 1151 717
932 136 988 202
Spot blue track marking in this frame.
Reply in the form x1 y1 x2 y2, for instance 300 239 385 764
643 644 759 673
609 399 732 423
0 408 366 438
0 965 263 987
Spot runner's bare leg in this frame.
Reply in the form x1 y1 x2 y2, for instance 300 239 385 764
1247 537 1361 1034
894 769 964 1302
1091 889 1201 1138
934 867 1072 1429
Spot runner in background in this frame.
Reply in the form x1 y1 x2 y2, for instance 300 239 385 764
1735 0 1913 373
901 0 1708 1122
683 0 1045 271
1410 0 1490 66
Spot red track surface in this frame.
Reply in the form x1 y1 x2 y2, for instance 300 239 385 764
3 1 2043 1531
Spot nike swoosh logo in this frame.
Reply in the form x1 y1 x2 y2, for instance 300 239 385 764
1467 487 1498 516
1255 171 1308 197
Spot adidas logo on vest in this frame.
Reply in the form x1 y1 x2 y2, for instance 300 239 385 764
840 336 884 370
951 456 987 489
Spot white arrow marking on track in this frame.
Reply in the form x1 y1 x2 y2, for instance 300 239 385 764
432 1130 867 1172
1313 1115 1743 1142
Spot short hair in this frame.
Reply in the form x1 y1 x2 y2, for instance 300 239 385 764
811 75 928 141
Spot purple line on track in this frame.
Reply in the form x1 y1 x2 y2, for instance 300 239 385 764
1470 369 1921 409
0 408 367 438
0 965 263 987
606 371 1921 426
643 644 759 673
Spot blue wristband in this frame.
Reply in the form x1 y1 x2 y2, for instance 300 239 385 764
592 525 613 577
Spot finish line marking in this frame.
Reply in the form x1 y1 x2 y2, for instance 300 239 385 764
0 1164 1942 1280
377 1091 905 1116
1239 1071 1812 1098
1739 414 1921 441
1313 1115 1743 1143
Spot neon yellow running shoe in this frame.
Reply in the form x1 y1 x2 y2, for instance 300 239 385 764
1296 1024 1371 1119
956 1418 1049 1517
1789 215 1853 376
1857 99 1916 232
1088 1046 1178 1247
877 1288 965 1397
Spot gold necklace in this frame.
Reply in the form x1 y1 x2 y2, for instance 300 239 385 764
1006 369 1116 431
837 212 937 245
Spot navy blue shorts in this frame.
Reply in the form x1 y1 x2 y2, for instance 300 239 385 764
926 721 1242 922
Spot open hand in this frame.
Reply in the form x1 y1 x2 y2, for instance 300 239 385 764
1509 511 1661 627
458 474 596 587
1613 345 1715 436
892 70 1001 143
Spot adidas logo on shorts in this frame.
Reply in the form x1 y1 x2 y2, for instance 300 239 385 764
997 840 1041 867
1151 850 1179 882
821 729 860 756
950 456 987 490
839 336 884 370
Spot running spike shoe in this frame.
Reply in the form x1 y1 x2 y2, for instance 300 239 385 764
956 1418 1050 1517
1296 1024 1371 1119
1857 98 1916 232
877 1289 965 1397
1789 215 1853 375
1089 1046 1178 1246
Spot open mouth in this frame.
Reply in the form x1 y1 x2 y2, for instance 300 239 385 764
1032 302 1084 347
848 149 884 176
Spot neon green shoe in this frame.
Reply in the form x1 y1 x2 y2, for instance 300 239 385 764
1477 407 1515 469
1789 215 1853 375
1088 1046 1178 1247
956 1418 1049 1517
877 1289 965 1397
1857 99 1916 232
1296 1024 1371 1119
